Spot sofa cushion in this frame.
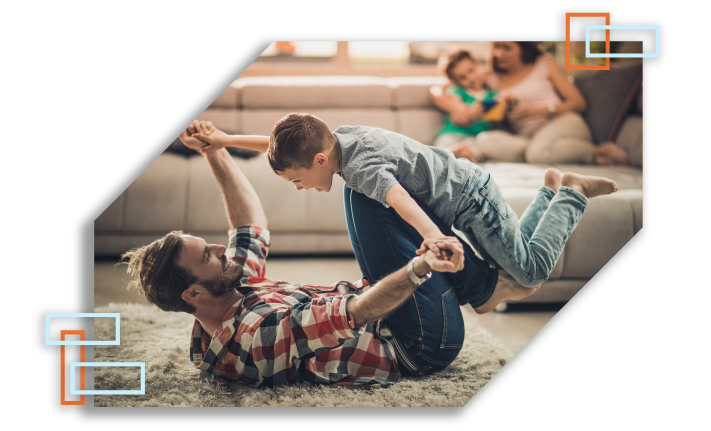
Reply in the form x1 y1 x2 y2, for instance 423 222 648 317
209 83 241 109
237 76 392 109
240 109 397 136
388 76 447 108
396 109 444 145
575 63 642 144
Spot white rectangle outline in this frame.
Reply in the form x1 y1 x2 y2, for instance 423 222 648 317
586 25 660 58
70 362 145 395
45 313 120 345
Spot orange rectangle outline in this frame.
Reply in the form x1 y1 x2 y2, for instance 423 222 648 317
566 13 610 70
61 330 85 405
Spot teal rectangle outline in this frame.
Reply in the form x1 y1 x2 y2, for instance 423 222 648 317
70 362 145 395
45 313 120 345
586 25 660 58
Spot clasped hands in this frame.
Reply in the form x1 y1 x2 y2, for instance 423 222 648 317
178 120 227 153
416 235 464 273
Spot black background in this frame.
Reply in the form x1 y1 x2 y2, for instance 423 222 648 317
51 9 656 408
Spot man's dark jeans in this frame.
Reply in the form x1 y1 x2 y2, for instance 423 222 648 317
343 186 498 376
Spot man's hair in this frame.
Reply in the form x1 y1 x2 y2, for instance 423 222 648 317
266 113 336 174
120 230 197 314
492 42 542 73
438 48 478 84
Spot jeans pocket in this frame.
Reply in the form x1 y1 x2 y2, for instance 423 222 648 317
440 287 465 350
392 326 422 352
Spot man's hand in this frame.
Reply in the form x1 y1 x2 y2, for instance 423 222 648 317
416 234 460 261
419 236 464 273
178 120 216 151
346 235 464 327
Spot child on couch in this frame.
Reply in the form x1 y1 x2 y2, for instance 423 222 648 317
433 49 505 163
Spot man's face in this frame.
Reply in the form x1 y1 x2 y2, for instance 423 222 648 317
278 164 334 193
176 235 243 297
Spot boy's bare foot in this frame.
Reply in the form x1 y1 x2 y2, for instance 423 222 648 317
560 172 618 199
450 142 480 163
474 271 540 314
598 142 630 165
544 168 562 192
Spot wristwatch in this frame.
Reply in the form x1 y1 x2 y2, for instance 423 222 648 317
407 256 432 286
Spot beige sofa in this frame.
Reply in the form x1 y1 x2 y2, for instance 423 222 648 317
95 73 643 305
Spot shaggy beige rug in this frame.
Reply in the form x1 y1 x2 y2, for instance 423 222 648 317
93 303 511 407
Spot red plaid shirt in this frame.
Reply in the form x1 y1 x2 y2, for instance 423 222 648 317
189 226 400 387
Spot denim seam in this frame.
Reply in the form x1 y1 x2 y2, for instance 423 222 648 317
557 185 590 206
416 352 456 366
480 176 515 221
440 289 448 349
439 287 462 349
377 206 424 352
454 197 476 218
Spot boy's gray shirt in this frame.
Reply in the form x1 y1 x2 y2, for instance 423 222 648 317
334 125 475 227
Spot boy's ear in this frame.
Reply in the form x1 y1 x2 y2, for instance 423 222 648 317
314 153 329 166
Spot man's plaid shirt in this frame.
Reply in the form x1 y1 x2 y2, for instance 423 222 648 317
189 226 400 388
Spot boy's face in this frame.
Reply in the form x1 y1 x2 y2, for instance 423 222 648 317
451 58 486 91
278 161 334 193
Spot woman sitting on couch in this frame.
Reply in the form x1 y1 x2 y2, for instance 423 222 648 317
429 41 630 165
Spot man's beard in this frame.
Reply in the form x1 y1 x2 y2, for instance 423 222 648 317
199 259 243 298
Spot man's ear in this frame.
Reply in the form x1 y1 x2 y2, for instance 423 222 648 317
181 285 202 303
314 153 329 167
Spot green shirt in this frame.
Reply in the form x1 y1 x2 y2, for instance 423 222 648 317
437 86 498 137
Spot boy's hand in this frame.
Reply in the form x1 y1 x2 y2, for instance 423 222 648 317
421 237 464 273
416 235 460 261
179 120 216 151
467 104 484 121
192 128 229 153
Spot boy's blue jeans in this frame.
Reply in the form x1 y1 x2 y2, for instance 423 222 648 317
343 186 498 377
454 166 588 288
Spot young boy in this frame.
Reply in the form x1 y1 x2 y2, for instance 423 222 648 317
188 114 617 299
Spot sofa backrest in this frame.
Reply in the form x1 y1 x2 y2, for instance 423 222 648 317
194 76 449 147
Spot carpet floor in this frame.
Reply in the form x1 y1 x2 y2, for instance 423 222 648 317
93 303 512 407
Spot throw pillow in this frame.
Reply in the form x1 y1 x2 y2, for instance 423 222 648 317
165 137 260 159
574 63 643 144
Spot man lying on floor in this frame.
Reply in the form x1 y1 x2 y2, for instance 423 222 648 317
121 123 534 387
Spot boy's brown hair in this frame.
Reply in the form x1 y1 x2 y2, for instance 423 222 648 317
267 113 336 174
120 230 198 314
437 48 478 84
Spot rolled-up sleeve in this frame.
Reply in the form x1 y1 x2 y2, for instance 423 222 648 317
226 226 270 278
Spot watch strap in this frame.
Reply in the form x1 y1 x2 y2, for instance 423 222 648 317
407 256 432 286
